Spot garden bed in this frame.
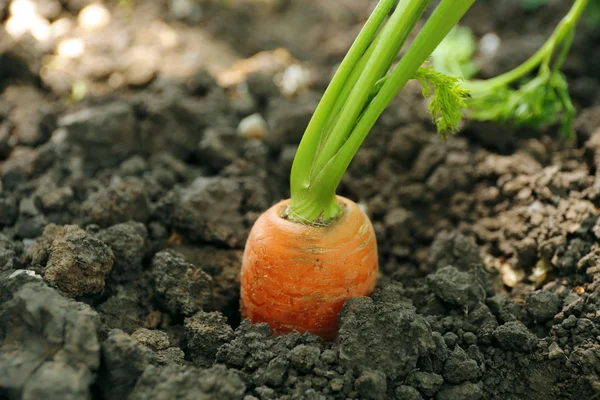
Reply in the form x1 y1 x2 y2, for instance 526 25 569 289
1 0 600 399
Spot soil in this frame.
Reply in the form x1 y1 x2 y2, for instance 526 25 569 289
1 0 600 399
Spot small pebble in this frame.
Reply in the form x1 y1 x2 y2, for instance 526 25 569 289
9 269 41 279
479 32 501 58
276 64 312 97
237 113 268 140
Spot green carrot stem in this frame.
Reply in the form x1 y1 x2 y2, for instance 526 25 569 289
287 0 475 224
288 0 396 221
309 0 430 180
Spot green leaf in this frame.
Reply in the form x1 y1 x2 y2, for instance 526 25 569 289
466 70 575 137
413 66 470 138
430 25 479 79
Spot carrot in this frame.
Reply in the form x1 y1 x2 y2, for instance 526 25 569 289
240 196 378 340
240 0 475 340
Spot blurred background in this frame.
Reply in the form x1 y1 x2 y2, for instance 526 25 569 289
1 0 598 102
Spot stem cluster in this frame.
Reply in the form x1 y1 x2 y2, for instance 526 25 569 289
463 0 588 135
288 0 475 224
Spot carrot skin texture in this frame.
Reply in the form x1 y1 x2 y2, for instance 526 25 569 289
240 196 378 341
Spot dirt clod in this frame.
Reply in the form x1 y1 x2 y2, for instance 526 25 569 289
443 346 482 384
288 344 321 373
0 281 100 398
96 222 148 285
407 371 444 397
338 297 435 380
354 369 387 400
493 321 538 352
436 382 485 400
198 127 245 171
97 329 158 400
131 364 246 399
429 231 482 272
151 250 213 317
132 328 171 351
184 311 234 367
525 290 561 322
395 385 424 400
97 283 150 334
82 178 150 227
60 102 138 168
44 224 114 297
427 266 485 310
172 177 246 247
21 361 92 400
156 347 187 366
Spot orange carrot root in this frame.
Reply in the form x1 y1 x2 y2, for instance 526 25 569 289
240 195 378 341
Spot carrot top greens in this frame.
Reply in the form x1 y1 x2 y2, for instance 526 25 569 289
451 0 588 137
287 0 475 225
286 0 588 226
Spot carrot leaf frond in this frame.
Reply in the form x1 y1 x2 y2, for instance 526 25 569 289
413 66 470 138
466 70 575 138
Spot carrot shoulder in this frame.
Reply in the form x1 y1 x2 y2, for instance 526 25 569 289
240 196 378 341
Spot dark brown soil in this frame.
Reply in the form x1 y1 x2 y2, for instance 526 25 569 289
1 0 600 399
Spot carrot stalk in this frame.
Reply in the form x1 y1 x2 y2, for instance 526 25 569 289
309 0 431 179
288 0 475 224
287 0 397 224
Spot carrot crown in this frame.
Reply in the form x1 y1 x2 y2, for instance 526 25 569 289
287 0 475 225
